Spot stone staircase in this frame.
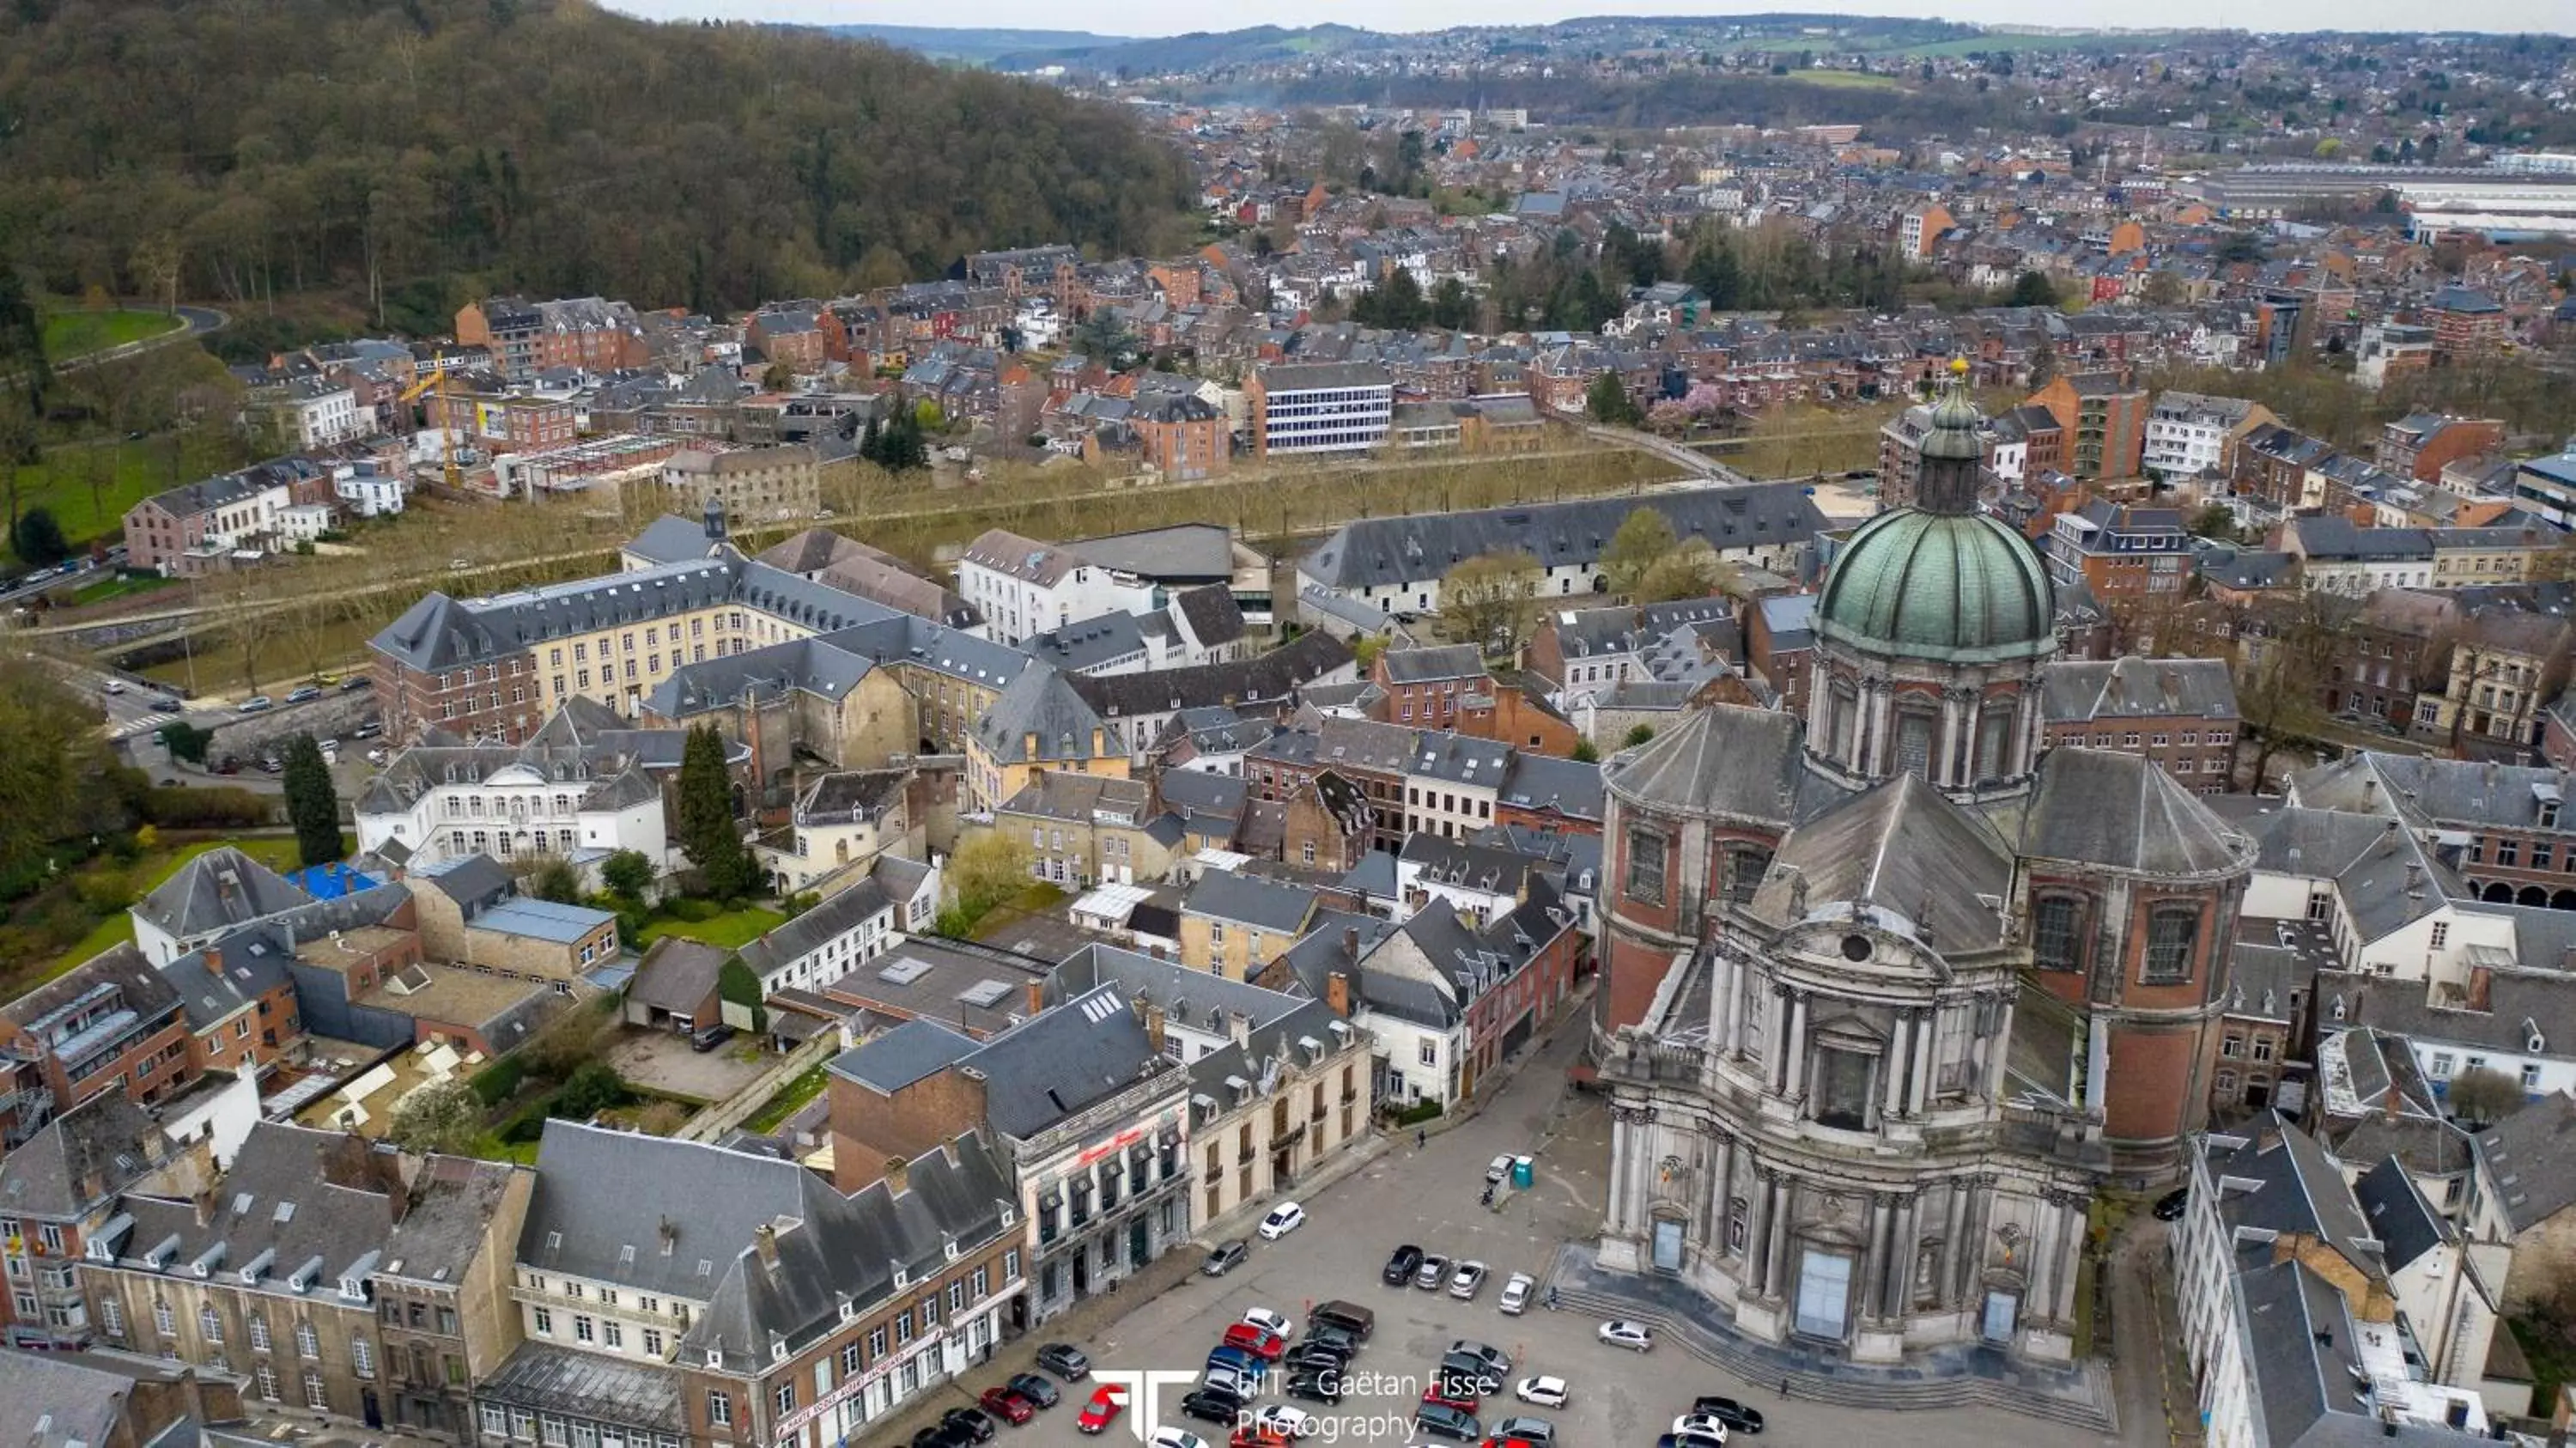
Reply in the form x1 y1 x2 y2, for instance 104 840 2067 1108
1543 1246 2117 1433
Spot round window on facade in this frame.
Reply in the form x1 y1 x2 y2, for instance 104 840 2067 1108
1840 934 1873 962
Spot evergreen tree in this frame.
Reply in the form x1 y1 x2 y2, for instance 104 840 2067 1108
1586 373 1643 427
1685 233 1745 310
11 508 70 565
281 733 342 867
676 724 756 897
858 416 882 465
1429 277 1475 332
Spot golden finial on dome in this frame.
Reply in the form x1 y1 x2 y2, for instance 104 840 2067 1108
1949 356 1969 377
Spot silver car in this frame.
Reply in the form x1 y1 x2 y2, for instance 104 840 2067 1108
1449 1260 1488 1300
1498 1272 1534 1315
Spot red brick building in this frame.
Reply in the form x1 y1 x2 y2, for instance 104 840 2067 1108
0 945 193 1143
2027 372 2148 480
1370 643 1489 730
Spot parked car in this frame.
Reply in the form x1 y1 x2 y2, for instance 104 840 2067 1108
1449 1261 1488 1300
1656 1432 1726 1448
148 696 184 713
103 679 125 694
1514 1378 1569 1410
1283 1343 1351 1375
1036 1343 1091 1381
338 676 373 692
285 684 323 703
1005 1373 1059 1408
2153 1188 2190 1221
1420 1384 1479 1415
1242 1307 1293 1338
1309 1301 1373 1340
1498 1274 1534 1315
1415 1253 1452 1290
1205 1346 1263 1379
1228 1429 1288 1448
1597 1321 1652 1353
1383 1244 1425 1286
1257 1202 1306 1239
1076 1385 1122 1434
350 718 383 737
236 696 274 713
1691 1398 1759 1427
1178 1392 1240 1427
1285 1371 1343 1406
1204 1240 1251 1275
1437 1354 1501 1396
1669 1416 1731 1445
1150 1430 1209 1448
1222 1323 1287 1361
978 1388 1036 1426
1485 1154 1516 1185
1197 1368 1258 1407
690 1023 734 1053
365 747 387 765
1299 1324 1360 1359
1251 1406 1315 1439
1413 1405 1479 1443
911 1424 968 1448
1448 1342 1512 1376
1490 1415 1556 1447
943 1408 996 1445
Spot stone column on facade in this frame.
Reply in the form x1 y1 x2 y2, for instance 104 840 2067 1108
1862 1193 1895 1321
1745 1167 1776 1295
1710 944 1737 1057
1984 997 2014 1100
1604 1108 1632 1234
2052 1195 2085 1323
2027 1196 2060 1327
1880 1007 1909 1121
1890 1194 1922 1319
1762 1174 1794 1300
1855 679 1884 776
1783 990 1810 1105
1909 1008 1937 1116
1954 1176 1994 1309
1712 1134 1738 1261
1937 1181 1971 1311
1728 961 1752 1061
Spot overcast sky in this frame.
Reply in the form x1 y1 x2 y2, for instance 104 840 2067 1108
607 0 2576 40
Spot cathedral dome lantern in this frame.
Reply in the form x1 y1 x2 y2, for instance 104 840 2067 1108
1806 363 2055 797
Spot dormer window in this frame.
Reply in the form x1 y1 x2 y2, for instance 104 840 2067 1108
705 1348 723 1368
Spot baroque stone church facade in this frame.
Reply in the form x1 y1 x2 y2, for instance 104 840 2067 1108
1594 374 2254 1366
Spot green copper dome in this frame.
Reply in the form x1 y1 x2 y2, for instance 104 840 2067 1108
1816 508 2055 664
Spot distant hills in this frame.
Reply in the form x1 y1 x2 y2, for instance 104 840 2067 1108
0 0 1197 324
821 24 1132 65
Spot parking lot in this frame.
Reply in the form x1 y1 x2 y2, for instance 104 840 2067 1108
1020 1023 2119 1448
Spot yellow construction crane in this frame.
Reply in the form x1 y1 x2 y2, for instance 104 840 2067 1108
398 365 463 491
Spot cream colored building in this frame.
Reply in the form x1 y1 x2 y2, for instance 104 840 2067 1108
660 445 822 526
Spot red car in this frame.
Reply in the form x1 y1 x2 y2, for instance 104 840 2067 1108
1231 1430 1291 1448
1222 1323 1287 1361
1077 1384 1127 1435
1422 1385 1479 1414
979 1388 1036 1426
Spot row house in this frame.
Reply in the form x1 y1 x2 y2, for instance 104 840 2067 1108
2037 656 2240 794
827 983 1193 1325
121 457 327 577
2378 414 2506 484
85 1122 531 1438
1053 944 1370 1234
455 297 652 381
481 1123 1018 1448
0 1073 259 1349
0 945 193 1147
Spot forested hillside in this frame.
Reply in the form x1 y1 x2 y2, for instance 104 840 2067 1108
0 0 1197 326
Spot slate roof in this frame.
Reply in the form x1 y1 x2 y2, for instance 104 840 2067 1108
2353 1156 2445 1272
2200 1121 2383 1280
94 1123 405 1298
835 983 1176 1140
131 847 310 946
1752 773 2015 952
973 665 1111 766
2474 1090 2576 1232
1379 644 1487 684
624 514 718 566
2038 656 2239 723
627 937 729 1016
1302 484 1826 590
1601 703 1815 828
2009 748 2253 879
519 1123 841 1299
0 1353 197 1448
478 1341 683 1432
1173 585 1248 648
1066 524 1236 581
1028 611 1151 672
642 636 878 718
0 1090 171 1220
834 1019 981 1094
4 943 181 1047
1068 630 1354 721
1183 873 1319 934
737 880 896 984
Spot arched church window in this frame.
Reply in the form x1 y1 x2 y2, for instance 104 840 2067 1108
1723 846 1773 910
1828 684 1856 762
2143 904 2200 984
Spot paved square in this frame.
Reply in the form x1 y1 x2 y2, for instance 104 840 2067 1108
1039 1025 2123 1448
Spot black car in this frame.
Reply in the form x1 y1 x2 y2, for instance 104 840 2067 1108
2153 1188 2190 1222
1006 1373 1060 1408
1205 1239 1251 1275
1383 1244 1425 1286
1178 1391 1242 1427
943 1408 996 1445
1690 1397 1765 1433
1283 1343 1351 1375
1436 1355 1501 1396
1413 1405 1479 1443
911 1425 972 1448
1285 1371 1344 1406
1302 1324 1360 1358
1036 1342 1091 1381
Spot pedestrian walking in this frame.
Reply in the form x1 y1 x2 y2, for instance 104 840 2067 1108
1416 1128 1426 1149
1779 1377 1790 1400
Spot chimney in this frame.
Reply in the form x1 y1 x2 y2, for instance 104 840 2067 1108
1092 727 1105 757
753 1222 779 1272
1342 926 1359 961
193 1189 216 1228
2404 862 2424 892
203 946 224 979
2468 964 2494 1013
1327 970 1352 1018
1228 1009 1252 1049
1145 1006 1168 1057
1025 979 1046 1019
1024 730 1040 759
884 1155 911 1198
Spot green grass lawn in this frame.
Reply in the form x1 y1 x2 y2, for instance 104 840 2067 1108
41 309 183 362
635 906 787 951
743 1062 832 1135
6 440 188 559
70 573 179 605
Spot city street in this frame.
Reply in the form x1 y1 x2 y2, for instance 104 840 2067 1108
912 1018 2117 1448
